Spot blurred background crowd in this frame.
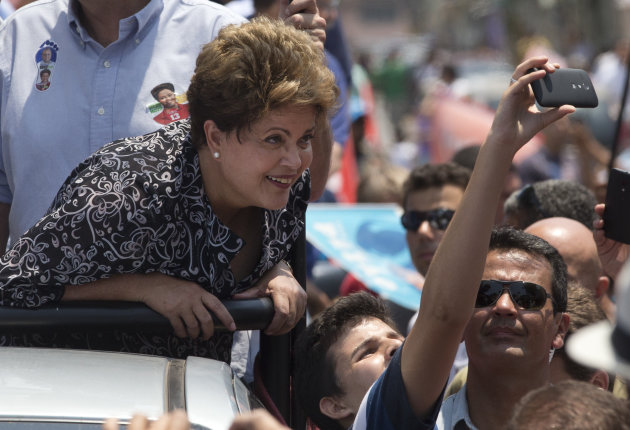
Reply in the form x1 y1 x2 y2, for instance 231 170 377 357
209 0 630 208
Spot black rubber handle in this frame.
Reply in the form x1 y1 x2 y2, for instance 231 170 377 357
0 298 274 333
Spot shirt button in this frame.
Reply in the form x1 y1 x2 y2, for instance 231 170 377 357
104 60 111 68
135 38 141 45
97 107 105 115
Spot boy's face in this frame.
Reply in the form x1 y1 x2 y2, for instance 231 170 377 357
325 317 404 415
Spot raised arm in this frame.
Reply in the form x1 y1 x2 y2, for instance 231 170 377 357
401 57 576 417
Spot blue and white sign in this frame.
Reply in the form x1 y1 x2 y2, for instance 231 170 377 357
306 204 423 310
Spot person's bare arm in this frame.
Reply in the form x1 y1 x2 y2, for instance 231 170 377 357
63 272 236 339
401 57 576 417
0 202 9 256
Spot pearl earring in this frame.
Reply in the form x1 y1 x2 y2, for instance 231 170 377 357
213 152 220 159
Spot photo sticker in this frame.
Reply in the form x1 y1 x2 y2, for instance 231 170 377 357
34 41 59 92
147 82 190 125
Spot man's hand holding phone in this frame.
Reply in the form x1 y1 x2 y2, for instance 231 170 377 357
528 67 599 108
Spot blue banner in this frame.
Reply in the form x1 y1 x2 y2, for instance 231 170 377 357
306 204 422 310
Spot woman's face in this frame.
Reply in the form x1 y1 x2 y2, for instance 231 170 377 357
157 89 177 109
211 105 317 211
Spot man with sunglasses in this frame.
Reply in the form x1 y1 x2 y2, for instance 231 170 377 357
437 227 570 429
401 162 470 278
294 56 575 430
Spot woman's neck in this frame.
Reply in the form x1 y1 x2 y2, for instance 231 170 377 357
198 145 248 227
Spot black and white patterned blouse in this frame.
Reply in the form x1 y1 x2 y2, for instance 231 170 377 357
0 120 310 362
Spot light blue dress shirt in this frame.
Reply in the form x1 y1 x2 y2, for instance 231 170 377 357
0 0 245 240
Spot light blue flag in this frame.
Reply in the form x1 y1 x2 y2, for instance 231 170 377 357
306 204 422 310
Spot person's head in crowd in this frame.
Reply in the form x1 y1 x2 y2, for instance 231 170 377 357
507 380 630 430
447 227 570 429
567 258 630 382
550 283 612 390
451 144 522 224
187 17 338 152
464 227 569 371
401 162 471 276
294 292 401 430
503 179 597 229
356 157 408 204
525 217 611 306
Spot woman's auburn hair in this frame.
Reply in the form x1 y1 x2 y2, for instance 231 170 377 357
187 17 339 148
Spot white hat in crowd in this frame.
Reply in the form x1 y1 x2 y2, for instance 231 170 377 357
567 259 630 379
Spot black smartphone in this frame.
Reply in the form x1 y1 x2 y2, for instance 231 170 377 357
603 168 630 244
528 68 598 108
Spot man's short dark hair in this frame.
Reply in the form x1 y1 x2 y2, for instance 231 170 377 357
151 82 175 101
401 162 471 208
489 226 568 313
294 293 398 430
503 179 597 230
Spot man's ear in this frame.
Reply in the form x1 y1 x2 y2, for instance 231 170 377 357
595 276 610 299
589 369 611 391
202 119 224 153
552 312 570 349
319 396 353 422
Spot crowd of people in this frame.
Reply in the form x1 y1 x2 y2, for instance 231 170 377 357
1 0 630 429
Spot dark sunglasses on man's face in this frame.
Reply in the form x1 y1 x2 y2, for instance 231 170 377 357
400 208 455 231
475 279 554 311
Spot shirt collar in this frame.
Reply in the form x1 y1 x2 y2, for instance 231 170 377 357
67 0 163 44
450 385 478 430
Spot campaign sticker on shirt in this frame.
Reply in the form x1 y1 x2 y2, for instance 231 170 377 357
146 82 190 125
34 40 58 92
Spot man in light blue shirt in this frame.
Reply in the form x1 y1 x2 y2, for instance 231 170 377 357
0 0 324 249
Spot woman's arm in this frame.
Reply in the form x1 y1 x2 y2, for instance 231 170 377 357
63 273 235 339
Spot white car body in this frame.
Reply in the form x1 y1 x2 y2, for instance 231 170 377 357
0 347 261 430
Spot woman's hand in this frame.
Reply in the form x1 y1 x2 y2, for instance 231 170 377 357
488 56 576 155
232 261 306 335
141 273 236 340
281 0 326 50
593 203 630 280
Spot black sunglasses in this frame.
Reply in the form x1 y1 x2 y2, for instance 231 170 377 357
475 279 554 311
400 208 455 231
